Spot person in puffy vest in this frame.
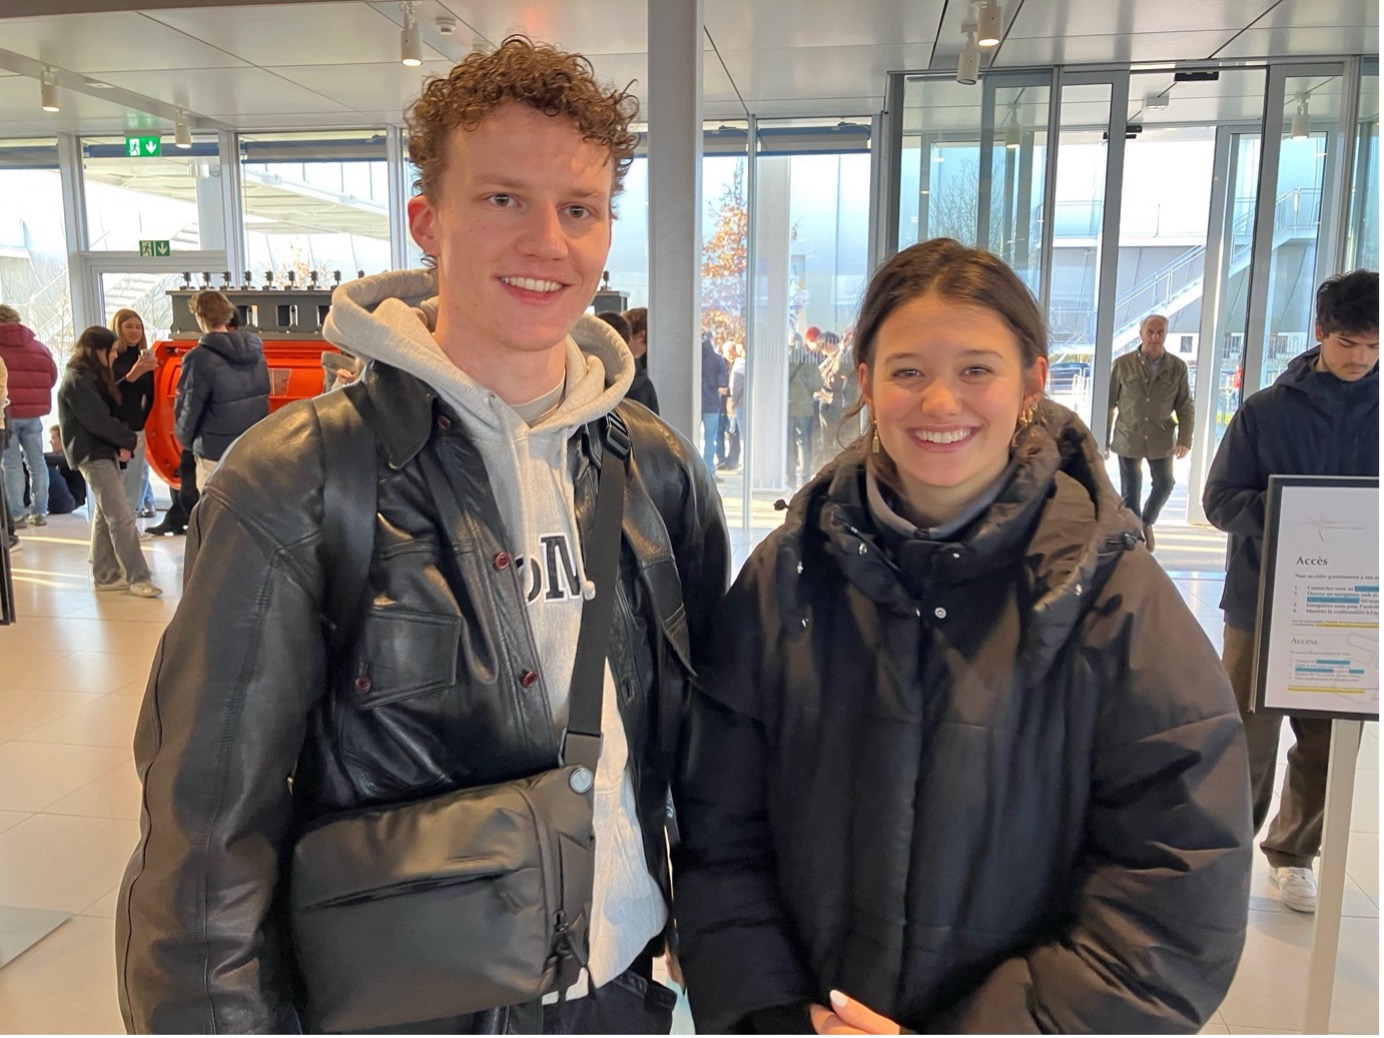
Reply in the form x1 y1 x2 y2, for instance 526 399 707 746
174 290 270 490
0 303 59 536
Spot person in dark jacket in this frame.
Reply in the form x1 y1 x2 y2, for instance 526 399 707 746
621 306 661 415
117 38 729 1034
110 309 159 518
0 303 59 533
1204 268 1378 915
56 327 162 598
174 289 270 491
43 423 85 514
674 239 1252 1035
700 331 729 472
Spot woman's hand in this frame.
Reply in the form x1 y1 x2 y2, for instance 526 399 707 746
129 350 158 379
117 448 133 462
809 991 902 1035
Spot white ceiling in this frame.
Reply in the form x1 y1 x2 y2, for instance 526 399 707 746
0 0 1375 138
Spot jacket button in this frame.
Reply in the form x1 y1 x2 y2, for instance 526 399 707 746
934 606 947 620
354 674 373 694
494 551 512 570
436 414 453 430
520 669 539 689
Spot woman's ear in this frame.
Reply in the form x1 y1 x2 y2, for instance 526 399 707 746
857 361 872 410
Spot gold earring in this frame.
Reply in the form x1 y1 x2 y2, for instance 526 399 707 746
872 425 881 454
1011 400 1038 448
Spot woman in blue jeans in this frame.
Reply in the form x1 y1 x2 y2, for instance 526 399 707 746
56 327 162 598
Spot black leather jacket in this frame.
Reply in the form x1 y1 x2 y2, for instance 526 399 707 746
117 363 730 1033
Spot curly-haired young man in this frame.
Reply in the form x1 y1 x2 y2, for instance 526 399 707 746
118 37 728 1033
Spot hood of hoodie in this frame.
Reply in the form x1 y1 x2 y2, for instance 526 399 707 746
323 268 634 439
199 329 265 366
0 323 37 350
1277 344 1378 408
782 399 1141 675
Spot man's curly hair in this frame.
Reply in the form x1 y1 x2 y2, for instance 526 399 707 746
406 35 640 201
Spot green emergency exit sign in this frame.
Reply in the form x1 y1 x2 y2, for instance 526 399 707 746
125 134 161 158
139 240 171 257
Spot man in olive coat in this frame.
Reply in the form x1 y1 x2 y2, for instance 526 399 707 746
1106 313 1194 550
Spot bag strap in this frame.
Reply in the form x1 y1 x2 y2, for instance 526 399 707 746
312 382 378 658
562 410 630 773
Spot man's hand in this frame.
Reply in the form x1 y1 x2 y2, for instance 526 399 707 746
1174 445 1190 459
809 991 902 1035
117 448 133 462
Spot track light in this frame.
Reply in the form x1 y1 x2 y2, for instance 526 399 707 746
399 1 422 67
977 2 1003 48
175 110 192 149
1005 102 1021 148
957 26 980 85
1291 94 1310 140
40 67 59 113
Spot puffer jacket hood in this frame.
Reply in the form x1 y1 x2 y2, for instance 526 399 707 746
198 329 265 366
323 268 634 438
782 399 1142 676
1277 343 1378 403
0 323 37 349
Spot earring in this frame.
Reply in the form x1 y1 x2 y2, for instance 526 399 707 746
872 425 881 454
1011 400 1038 448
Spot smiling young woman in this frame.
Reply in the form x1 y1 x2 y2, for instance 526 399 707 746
673 238 1254 1036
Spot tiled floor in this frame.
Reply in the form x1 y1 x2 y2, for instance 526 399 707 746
0 511 1377 1033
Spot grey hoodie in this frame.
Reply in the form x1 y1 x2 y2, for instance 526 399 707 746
324 270 661 997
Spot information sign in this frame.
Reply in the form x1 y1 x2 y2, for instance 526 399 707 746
1253 475 1379 720
138 240 171 257
125 134 162 158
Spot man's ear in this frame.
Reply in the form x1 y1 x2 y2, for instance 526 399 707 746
407 194 438 260
1314 322 1325 344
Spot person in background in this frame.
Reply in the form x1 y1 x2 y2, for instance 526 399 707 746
174 290 270 490
621 306 660 414
0 352 12 551
814 331 851 470
44 423 85 515
722 341 745 471
110 309 159 519
675 238 1251 1035
701 330 728 472
786 334 822 486
1204 269 1379 914
57 327 161 598
1105 314 1193 551
0 303 59 537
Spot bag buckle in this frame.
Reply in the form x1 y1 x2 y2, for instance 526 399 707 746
561 729 602 776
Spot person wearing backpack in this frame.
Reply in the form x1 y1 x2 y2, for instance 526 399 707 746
117 36 729 1034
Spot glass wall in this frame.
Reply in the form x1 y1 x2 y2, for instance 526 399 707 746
987 80 1051 298
1347 64 1379 271
0 139 72 358
899 78 984 249
82 135 224 252
1258 73 1343 387
240 131 391 286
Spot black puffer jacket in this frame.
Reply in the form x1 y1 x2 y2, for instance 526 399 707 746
117 363 729 1033
1204 347 1378 632
675 402 1251 1034
56 360 137 468
174 329 270 460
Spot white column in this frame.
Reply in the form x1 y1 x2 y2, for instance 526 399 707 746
645 0 703 439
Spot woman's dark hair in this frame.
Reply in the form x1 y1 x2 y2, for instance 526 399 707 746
69 325 122 405
1316 269 1379 337
846 238 1049 485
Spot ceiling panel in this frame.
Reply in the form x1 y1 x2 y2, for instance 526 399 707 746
740 96 883 119
993 30 1240 67
718 44 934 104
145 3 452 67
1250 0 1380 28
272 61 456 116
1005 0 1279 39
441 0 651 57
97 66 353 117
1213 24 1379 58
0 73 159 131
704 0 945 49
0 11 249 72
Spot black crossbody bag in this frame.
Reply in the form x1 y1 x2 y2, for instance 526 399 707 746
289 386 630 1032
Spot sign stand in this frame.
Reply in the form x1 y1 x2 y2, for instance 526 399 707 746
1302 718 1363 1033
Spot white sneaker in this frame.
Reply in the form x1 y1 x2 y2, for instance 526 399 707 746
95 580 129 593
128 581 163 599
1271 866 1318 913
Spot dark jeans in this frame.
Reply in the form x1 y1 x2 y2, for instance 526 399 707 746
1117 454 1175 525
788 416 816 485
161 449 200 531
701 412 721 472
1224 624 1331 868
